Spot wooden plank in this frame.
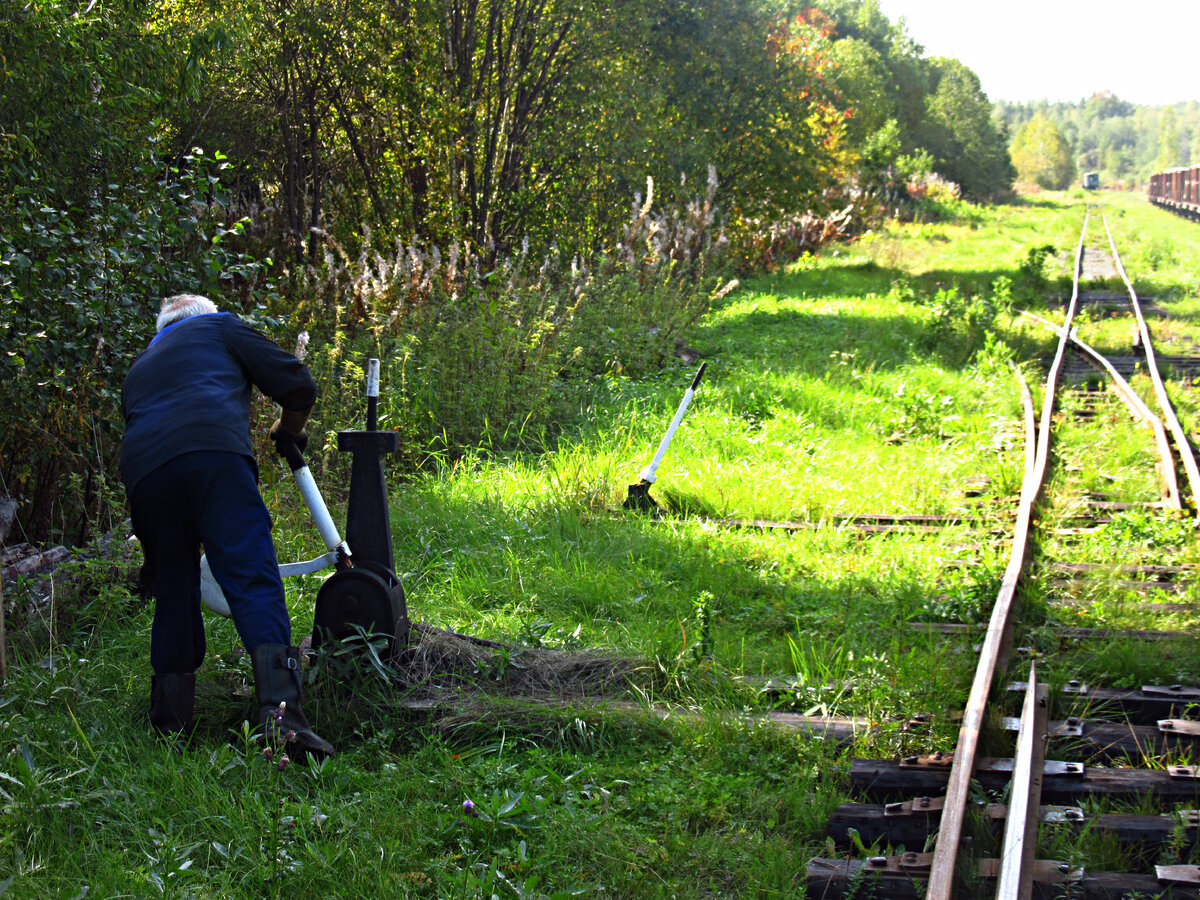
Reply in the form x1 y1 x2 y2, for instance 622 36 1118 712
0 543 37 567
1 545 71 585
711 517 954 535
1048 597 1196 614
908 623 1192 640
1049 577 1187 594
1010 719 1200 763
1054 626 1191 641
759 712 874 742
1046 561 1193 577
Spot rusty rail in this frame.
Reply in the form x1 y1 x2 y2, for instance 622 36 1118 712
995 664 1049 899
1017 308 1182 509
925 211 1090 900
1103 215 1200 510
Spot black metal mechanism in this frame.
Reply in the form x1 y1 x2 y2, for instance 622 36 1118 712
312 359 410 653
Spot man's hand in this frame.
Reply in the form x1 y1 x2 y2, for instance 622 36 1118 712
270 407 312 457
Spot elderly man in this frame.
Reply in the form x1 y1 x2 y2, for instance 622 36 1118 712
120 293 333 756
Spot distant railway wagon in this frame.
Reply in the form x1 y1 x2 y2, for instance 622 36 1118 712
1149 165 1200 221
1082 171 1099 189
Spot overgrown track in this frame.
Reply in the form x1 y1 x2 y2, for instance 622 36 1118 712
806 210 1200 899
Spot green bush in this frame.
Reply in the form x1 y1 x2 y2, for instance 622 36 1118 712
0 148 267 542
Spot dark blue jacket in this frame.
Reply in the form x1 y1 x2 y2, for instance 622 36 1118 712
119 313 316 490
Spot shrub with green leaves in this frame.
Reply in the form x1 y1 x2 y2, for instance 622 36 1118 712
0 148 267 543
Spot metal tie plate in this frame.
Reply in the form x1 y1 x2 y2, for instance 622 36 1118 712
883 796 945 817
1157 865 1200 885
979 759 1085 776
1056 716 1086 738
1009 680 1088 695
978 859 1084 882
1144 684 1200 700
1001 717 1084 737
861 852 933 874
1041 806 1087 824
1158 719 1200 737
899 752 954 768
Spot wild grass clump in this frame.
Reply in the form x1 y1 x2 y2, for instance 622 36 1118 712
905 172 983 223
277 173 733 471
397 623 647 702
725 204 855 274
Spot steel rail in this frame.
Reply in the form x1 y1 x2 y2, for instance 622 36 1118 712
925 211 1091 900
1016 309 1182 509
1102 215 1200 510
1011 362 1038 501
991 217 1185 896
995 664 1049 900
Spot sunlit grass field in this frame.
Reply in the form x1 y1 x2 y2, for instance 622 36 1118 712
5 190 1200 897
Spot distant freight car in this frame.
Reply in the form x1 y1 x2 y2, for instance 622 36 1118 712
1149 165 1200 220
1082 172 1099 189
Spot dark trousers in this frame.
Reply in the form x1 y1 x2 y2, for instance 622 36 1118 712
129 451 291 674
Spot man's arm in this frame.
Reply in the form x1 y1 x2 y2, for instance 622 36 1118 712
221 314 317 408
221 314 317 452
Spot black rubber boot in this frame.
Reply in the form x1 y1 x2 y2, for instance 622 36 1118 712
251 644 335 757
149 673 196 737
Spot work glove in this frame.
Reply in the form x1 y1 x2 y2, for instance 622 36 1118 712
270 407 312 459
269 421 309 455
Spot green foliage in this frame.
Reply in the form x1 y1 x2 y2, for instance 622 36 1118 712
913 279 1014 367
919 57 1015 201
0 148 268 541
3 189 1199 897
1099 510 1195 550
1011 112 1076 190
1 0 1034 546
1016 244 1060 299
995 92 1200 188
883 381 958 440
1156 107 1184 171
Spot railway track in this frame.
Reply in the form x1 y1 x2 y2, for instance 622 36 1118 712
804 210 1200 899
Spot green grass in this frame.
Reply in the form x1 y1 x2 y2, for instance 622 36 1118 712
5 189 1200 896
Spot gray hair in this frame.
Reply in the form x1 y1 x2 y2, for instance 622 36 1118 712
156 293 218 332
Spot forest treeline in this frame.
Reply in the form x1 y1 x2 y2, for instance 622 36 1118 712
0 0 1015 545
996 92 1200 189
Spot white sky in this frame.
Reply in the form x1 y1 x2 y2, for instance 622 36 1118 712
872 0 1200 106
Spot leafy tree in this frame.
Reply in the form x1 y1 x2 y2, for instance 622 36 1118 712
1011 112 1075 189
827 37 893 148
996 93 1199 186
1085 90 1135 122
0 2 257 541
815 0 932 156
920 57 1014 200
1157 107 1183 171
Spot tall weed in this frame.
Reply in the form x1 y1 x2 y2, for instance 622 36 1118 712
283 175 733 469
